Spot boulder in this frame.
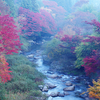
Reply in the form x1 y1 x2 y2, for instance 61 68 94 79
48 74 58 78
26 54 34 58
50 92 59 97
38 85 44 90
75 76 81 83
57 75 63 78
58 92 65 97
65 81 72 86
74 90 82 97
46 83 57 89
47 71 54 74
63 85 75 91
42 86 48 92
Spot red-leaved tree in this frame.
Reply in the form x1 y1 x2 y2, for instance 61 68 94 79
82 51 100 76
55 29 82 53
42 0 67 29
81 35 100 75
18 7 56 35
0 14 22 83
85 19 100 33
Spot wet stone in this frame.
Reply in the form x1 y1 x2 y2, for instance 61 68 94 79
65 81 73 86
48 74 58 78
42 86 48 92
58 92 65 97
50 92 59 97
38 85 44 90
63 85 75 91
46 83 57 89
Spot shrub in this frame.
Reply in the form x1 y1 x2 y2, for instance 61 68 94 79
20 36 30 52
88 78 100 100
42 38 61 60
5 54 45 93
0 83 6 100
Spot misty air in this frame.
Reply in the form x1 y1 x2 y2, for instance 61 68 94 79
0 0 100 100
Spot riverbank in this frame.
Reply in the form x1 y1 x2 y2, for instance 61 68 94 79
26 50 91 100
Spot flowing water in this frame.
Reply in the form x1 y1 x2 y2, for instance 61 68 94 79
36 56 85 100
25 50 87 100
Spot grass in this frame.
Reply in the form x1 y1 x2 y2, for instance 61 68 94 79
0 54 46 100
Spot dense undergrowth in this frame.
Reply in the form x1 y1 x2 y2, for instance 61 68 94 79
1 0 100 100
2 54 46 100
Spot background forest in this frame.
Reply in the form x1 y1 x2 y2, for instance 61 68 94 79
0 0 100 100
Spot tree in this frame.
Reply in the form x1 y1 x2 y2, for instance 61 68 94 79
85 19 100 34
0 14 22 83
18 7 56 36
42 0 67 29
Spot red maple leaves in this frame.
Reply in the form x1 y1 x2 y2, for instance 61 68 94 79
82 52 100 76
0 14 22 83
85 19 100 33
18 7 56 35
0 15 22 55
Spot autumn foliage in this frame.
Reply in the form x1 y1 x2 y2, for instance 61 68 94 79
18 7 56 35
81 35 100 75
85 19 100 33
42 0 66 29
55 29 82 53
0 55 12 83
0 14 22 83
43 0 66 14
88 78 100 100
0 15 21 55
82 55 100 75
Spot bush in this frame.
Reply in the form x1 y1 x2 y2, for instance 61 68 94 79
88 78 100 100
4 54 45 96
0 83 6 100
5 91 28 100
20 36 31 52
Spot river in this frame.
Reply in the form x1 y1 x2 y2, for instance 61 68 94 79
25 50 90 100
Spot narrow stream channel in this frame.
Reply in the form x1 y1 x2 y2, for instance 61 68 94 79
25 50 88 100
36 55 85 100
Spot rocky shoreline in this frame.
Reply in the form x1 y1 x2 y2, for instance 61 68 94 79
26 50 92 100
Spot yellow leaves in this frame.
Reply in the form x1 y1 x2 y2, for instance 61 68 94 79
88 78 100 100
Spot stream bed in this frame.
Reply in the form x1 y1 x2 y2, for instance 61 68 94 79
25 50 90 100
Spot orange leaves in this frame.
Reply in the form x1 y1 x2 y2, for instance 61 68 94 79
0 55 12 83
88 78 100 100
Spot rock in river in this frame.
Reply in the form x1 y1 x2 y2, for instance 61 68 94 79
63 85 75 91
48 74 58 78
50 92 59 97
42 86 48 92
46 83 57 89
65 81 73 86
